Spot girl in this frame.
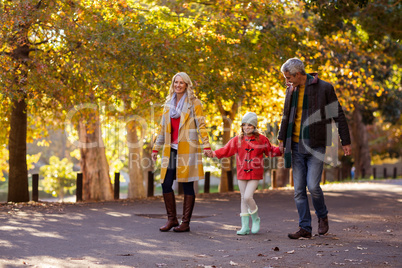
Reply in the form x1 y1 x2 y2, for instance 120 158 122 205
212 112 281 235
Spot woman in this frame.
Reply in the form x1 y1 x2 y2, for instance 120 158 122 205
152 72 212 232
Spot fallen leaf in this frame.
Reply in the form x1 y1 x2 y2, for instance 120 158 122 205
230 261 238 266
273 247 279 251
271 257 282 260
286 250 295 254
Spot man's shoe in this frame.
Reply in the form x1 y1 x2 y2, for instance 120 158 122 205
288 228 312 239
318 216 329 235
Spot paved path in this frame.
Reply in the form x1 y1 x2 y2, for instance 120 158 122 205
0 179 401 268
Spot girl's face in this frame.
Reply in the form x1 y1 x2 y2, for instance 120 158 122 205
174 75 187 95
242 123 255 136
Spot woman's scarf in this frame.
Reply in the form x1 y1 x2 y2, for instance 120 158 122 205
169 92 187 119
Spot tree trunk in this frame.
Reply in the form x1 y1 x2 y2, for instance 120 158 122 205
350 107 372 178
219 116 232 192
127 120 146 199
8 97 29 202
217 101 238 192
78 110 113 201
142 143 153 197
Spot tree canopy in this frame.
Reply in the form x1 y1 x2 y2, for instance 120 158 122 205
0 0 401 201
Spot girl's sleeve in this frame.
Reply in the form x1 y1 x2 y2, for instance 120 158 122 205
270 145 282 157
214 137 238 159
264 137 282 157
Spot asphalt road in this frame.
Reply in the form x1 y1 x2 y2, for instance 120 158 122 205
0 179 401 268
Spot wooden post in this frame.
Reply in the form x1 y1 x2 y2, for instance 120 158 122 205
271 169 277 189
383 168 387 178
321 169 326 184
227 170 233 192
362 168 365 179
393 167 397 179
147 171 154 197
373 168 376 179
204 171 210 194
76 173 83 202
289 168 294 187
32 174 39 202
114 172 120 200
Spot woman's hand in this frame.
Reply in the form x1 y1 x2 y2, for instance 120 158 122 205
151 152 158 161
204 150 213 158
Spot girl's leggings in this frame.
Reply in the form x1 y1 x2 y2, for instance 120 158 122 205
238 179 259 214
161 149 195 196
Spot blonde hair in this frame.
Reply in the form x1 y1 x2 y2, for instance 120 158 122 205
166 72 197 105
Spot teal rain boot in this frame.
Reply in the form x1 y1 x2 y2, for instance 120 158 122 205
237 213 250 235
249 206 260 234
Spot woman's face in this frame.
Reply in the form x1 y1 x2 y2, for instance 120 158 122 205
242 123 255 136
174 75 187 95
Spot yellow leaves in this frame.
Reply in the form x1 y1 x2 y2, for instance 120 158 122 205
37 140 50 147
376 87 384 97
27 153 42 170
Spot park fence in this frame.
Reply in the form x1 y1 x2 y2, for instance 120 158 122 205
29 164 400 202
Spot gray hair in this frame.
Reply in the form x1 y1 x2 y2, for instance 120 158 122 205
281 58 306 76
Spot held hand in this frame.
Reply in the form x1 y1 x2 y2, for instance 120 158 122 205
204 150 213 158
279 141 284 154
151 152 158 161
343 144 352 156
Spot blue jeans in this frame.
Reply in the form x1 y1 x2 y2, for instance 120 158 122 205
292 142 328 233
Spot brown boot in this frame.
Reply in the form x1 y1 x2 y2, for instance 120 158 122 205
288 228 312 239
159 192 179 232
173 195 195 232
318 216 329 235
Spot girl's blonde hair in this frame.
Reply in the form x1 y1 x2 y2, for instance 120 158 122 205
166 72 197 105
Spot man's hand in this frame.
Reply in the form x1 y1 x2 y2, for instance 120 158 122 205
279 141 284 154
342 144 352 156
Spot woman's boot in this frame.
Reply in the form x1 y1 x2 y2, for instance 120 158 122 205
249 206 260 234
159 192 179 232
237 213 250 235
173 194 195 232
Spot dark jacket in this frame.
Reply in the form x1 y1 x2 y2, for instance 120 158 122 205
278 73 351 148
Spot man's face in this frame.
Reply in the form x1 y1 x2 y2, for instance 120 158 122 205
283 71 302 87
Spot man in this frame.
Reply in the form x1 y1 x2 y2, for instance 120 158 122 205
278 58 352 239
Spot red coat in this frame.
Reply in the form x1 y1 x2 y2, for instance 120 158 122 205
214 135 281 180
